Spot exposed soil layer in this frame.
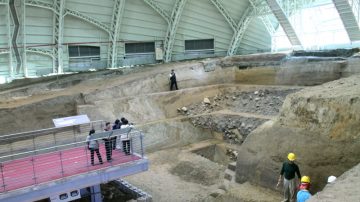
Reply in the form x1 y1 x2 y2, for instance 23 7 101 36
236 75 360 193
1 53 359 201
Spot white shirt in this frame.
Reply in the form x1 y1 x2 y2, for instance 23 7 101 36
120 124 133 140
86 135 99 149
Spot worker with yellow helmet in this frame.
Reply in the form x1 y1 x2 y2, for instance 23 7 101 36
297 176 312 202
276 153 301 202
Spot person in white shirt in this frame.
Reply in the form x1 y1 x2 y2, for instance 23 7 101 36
120 119 133 155
86 129 103 165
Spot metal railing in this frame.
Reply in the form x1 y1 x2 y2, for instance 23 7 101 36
0 120 106 160
0 122 146 193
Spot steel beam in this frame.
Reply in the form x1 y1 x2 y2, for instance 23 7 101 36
25 0 55 12
108 0 125 68
164 0 187 62
9 0 21 74
332 0 360 41
249 0 276 36
53 0 65 74
265 0 302 46
65 9 111 34
6 4 14 77
209 0 237 31
143 0 170 24
26 48 55 58
21 0 27 77
228 5 254 55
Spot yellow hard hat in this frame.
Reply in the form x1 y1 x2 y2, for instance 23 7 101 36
301 176 310 183
287 153 296 161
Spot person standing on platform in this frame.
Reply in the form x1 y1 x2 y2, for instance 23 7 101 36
86 129 103 166
120 119 133 155
103 122 113 162
169 69 178 91
112 119 121 150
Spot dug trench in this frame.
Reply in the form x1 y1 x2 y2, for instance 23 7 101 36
1 52 360 201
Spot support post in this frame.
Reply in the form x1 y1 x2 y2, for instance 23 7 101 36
53 0 65 74
108 0 125 68
21 0 27 77
6 4 14 78
140 132 144 158
0 163 6 192
90 184 102 202
163 0 187 62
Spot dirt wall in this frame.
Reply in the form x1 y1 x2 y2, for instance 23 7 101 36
137 119 214 153
235 75 360 192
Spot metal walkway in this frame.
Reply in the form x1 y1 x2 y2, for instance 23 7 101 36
332 0 360 41
0 121 148 202
265 0 302 46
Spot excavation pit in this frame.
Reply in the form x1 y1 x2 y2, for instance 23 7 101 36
192 144 230 166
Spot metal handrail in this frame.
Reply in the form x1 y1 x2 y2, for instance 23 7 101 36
0 128 144 162
0 128 146 193
0 120 107 159
0 120 105 140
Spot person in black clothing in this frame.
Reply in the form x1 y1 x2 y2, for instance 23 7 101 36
103 122 112 162
276 153 301 202
111 119 121 150
169 69 178 91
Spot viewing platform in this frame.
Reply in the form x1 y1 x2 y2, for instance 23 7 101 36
0 120 148 202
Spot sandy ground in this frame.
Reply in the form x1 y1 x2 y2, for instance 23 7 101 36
3 56 355 201
124 141 282 202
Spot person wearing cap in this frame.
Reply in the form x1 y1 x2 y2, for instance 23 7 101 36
297 176 311 202
169 69 178 91
277 153 301 202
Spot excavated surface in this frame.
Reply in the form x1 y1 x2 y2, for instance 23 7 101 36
2 54 358 201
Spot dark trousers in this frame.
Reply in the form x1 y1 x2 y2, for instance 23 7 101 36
104 140 112 161
90 148 103 165
170 80 178 90
111 136 117 150
122 140 131 155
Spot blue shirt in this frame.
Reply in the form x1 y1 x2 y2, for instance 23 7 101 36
297 190 311 202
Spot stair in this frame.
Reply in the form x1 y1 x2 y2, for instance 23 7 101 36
224 162 236 183
209 161 237 199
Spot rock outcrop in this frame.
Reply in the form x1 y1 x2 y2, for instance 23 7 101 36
236 75 360 192
308 163 360 202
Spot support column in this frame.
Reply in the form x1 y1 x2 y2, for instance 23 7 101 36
163 0 187 62
6 3 13 78
90 184 102 202
53 0 65 74
21 0 27 77
108 0 125 68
